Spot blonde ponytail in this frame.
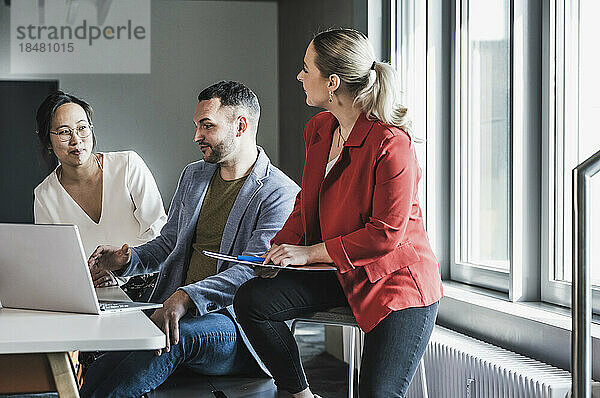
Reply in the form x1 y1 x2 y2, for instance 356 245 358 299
312 28 420 142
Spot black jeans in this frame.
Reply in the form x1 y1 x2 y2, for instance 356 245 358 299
234 271 438 397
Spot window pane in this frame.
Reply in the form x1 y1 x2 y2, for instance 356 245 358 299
396 0 427 222
580 0 600 287
463 0 510 270
560 0 600 285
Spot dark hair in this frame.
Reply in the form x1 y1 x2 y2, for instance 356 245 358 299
35 90 96 168
197 80 260 120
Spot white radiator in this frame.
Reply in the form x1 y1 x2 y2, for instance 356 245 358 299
405 326 580 398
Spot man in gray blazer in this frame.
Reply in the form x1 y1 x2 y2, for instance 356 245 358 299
81 81 299 397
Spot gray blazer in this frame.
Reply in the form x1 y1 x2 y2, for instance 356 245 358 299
120 147 299 372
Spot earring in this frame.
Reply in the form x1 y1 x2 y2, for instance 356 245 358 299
328 91 333 103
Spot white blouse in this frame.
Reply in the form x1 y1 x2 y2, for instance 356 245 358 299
325 154 340 177
34 151 167 257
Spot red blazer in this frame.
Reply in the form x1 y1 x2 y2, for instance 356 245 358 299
272 111 443 332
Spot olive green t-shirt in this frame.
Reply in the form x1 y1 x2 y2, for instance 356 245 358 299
184 170 248 285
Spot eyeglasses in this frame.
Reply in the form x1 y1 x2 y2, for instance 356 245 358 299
49 123 93 142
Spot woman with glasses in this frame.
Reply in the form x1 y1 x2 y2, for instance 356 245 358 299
33 91 167 291
234 29 442 397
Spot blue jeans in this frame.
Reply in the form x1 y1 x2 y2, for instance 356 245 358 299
234 271 438 397
80 311 261 398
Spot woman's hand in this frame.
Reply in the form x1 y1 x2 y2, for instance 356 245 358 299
264 244 314 266
255 244 281 278
256 243 332 278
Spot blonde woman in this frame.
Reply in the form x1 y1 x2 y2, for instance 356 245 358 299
234 29 442 397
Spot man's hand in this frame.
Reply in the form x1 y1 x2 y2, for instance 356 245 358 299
88 244 131 282
92 269 118 287
150 290 193 356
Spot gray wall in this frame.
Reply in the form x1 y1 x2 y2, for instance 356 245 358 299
277 0 355 183
0 0 278 206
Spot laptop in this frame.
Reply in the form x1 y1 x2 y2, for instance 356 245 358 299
0 223 162 315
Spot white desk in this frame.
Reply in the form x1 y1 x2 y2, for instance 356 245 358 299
0 287 165 397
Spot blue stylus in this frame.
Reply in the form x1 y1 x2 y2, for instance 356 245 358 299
237 255 265 263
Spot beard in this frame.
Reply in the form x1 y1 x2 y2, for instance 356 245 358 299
202 134 236 164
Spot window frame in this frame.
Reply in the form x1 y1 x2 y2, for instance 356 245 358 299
394 0 428 224
385 0 600 381
541 0 600 313
393 0 599 311
451 0 514 293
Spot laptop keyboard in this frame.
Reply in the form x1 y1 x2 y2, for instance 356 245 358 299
99 302 131 311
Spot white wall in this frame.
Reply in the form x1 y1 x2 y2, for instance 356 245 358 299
0 0 279 206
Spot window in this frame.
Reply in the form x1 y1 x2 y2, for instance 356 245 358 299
452 0 511 291
394 0 427 220
393 0 598 313
543 0 600 311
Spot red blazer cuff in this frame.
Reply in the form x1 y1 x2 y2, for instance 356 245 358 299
324 236 354 274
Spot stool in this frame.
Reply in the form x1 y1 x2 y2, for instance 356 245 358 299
291 307 428 398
